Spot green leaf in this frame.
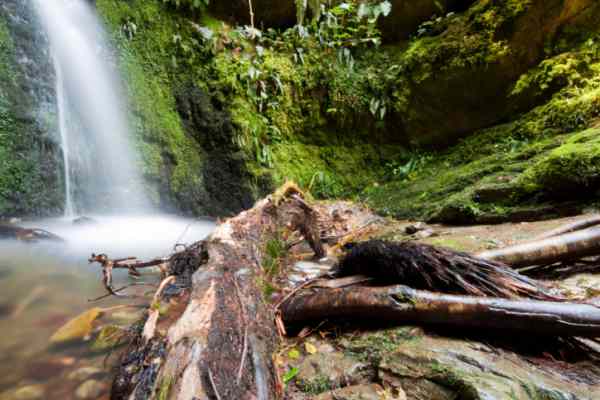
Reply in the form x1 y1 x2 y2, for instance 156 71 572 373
283 367 299 384
288 348 301 359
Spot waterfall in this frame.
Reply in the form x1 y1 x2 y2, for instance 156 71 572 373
53 55 74 217
33 0 148 215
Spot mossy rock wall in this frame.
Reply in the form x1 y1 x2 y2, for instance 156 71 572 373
1 0 599 219
96 0 261 216
0 1 63 218
93 0 600 221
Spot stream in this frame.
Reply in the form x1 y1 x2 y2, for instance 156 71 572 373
0 216 214 400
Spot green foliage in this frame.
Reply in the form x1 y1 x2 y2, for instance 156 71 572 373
161 0 208 10
263 233 286 277
283 367 299 385
385 152 432 181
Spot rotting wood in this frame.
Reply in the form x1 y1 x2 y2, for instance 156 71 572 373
477 226 600 268
279 285 600 337
109 183 331 400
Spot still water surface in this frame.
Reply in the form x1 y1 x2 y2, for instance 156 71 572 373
0 215 214 399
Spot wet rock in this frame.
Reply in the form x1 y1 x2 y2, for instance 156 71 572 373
72 216 97 225
474 184 516 204
13 384 45 400
68 366 104 381
294 351 375 393
75 379 105 399
26 358 72 380
109 309 144 324
91 325 126 351
377 335 600 399
415 229 437 239
314 383 405 400
405 222 426 235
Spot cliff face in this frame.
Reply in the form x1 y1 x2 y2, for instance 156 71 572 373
2 0 600 219
0 0 63 217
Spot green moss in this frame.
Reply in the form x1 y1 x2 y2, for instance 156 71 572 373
96 0 209 212
88 0 600 221
363 26 600 223
297 374 332 395
518 130 600 194
0 16 62 216
342 327 419 363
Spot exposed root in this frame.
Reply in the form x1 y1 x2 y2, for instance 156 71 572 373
331 240 561 301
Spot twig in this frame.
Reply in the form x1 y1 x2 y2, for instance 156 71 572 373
173 222 194 251
142 276 176 343
237 326 249 383
208 368 222 400
87 283 155 302
153 276 176 303
248 0 255 30
273 277 320 311
233 276 249 383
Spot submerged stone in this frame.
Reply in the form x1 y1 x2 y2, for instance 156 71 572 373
12 385 45 400
75 379 105 399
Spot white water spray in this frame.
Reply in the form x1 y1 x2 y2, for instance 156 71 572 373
53 55 74 217
34 0 148 215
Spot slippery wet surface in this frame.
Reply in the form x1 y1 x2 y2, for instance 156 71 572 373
0 215 213 400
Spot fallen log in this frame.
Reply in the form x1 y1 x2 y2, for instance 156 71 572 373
280 285 600 337
534 214 600 240
0 224 64 242
110 183 330 400
476 226 600 268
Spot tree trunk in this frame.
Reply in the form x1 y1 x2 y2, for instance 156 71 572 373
280 285 600 337
110 185 324 400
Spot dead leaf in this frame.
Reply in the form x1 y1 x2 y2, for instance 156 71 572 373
50 308 102 344
304 342 317 354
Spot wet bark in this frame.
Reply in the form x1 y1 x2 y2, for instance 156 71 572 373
0 224 64 242
534 215 600 240
476 227 600 268
110 185 325 400
280 285 600 337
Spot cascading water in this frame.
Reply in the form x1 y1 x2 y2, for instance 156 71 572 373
0 3 216 396
33 0 148 215
53 55 75 217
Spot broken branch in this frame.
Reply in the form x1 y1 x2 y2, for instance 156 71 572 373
477 227 600 268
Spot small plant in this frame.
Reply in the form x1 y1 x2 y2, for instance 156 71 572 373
263 234 286 277
386 152 432 181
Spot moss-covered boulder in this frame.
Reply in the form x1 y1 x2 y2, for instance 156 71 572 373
389 0 600 147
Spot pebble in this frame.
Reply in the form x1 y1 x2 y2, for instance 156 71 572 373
415 229 437 239
405 222 426 234
75 380 105 399
68 366 103 381
13 384 45 400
